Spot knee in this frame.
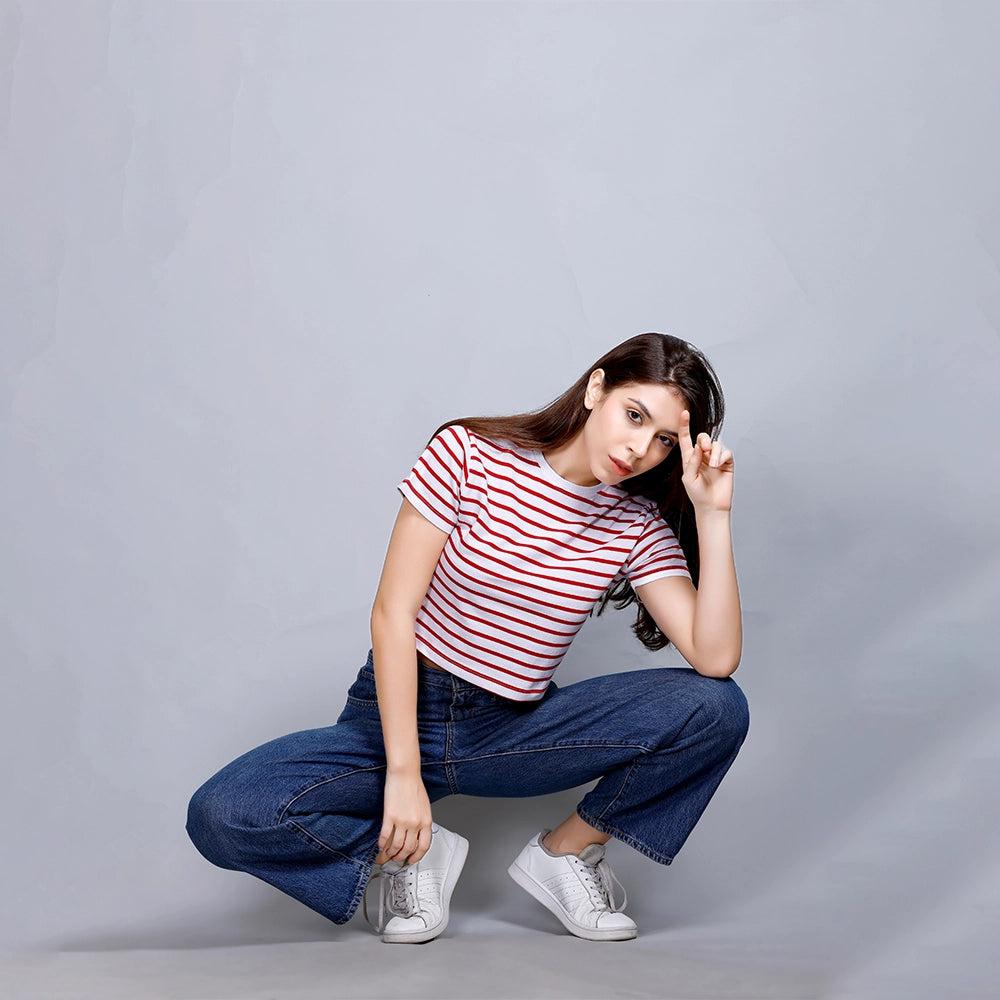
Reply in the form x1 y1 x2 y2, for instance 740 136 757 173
186 775 248 870
690 674 750 749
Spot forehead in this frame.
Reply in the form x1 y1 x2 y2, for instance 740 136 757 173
612 382 687 411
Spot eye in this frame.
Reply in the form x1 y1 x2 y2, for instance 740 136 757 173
626 409 642 423
659 436 675 449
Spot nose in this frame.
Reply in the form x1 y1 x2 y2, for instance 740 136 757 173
629 431 655 461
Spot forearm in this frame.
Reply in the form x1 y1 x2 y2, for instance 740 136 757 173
690 509 742 677
370 606 423 774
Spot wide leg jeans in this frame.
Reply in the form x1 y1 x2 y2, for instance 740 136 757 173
187 652 749 925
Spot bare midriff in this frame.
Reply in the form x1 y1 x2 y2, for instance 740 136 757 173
417 653 447 672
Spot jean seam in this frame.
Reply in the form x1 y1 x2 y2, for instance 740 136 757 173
277 764 387 824
447 741 651 766
444 685 460 793
344 696 379 708
284 822 379 925
340 867 370 925
285 819 369 865
592 756 638 821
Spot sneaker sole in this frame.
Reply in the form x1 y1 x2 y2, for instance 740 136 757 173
507 858 638 942
382 835 469 944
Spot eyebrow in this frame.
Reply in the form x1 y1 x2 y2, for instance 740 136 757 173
626 398 677 438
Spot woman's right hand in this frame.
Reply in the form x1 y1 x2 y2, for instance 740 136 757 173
379 769 433 866
369 499 449 867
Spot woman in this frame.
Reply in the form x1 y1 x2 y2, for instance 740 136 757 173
187 332 748 944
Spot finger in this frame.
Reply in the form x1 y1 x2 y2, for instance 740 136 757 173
386 827 410 860
678 410 694 461
683 437 703 478
395 830 419 863
720 448 734 470
697 432 713 454
408 824 433 865
710 440 723 468
397 830 420 861
378 822 394 853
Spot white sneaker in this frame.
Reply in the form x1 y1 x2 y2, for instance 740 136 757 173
364 823 469 944
508 830 638 941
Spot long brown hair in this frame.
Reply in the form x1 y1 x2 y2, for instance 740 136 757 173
434 333 725 651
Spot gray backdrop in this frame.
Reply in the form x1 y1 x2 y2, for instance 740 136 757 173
2 2 998 998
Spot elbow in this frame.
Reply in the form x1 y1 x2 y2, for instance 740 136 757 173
369 601 392 638
691 650 741 679
370 599 417 638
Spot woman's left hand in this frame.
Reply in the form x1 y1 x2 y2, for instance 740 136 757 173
679 410 734 513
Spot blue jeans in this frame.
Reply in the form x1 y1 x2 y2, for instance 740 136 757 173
187 653 749 925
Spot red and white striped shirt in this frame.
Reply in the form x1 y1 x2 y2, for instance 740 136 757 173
398 425 690 701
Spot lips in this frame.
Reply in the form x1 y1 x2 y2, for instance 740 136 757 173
609 457 633 476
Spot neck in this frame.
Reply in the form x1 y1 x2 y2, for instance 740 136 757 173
543 432 599 487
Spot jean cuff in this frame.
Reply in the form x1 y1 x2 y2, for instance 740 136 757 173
575 805 675 866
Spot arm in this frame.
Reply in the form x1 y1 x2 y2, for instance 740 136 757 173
369 497 449 865
634 410 742 678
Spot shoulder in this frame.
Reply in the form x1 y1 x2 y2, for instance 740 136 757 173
444 428 539 474
418 424 476 469
427 423 472 449
428 423 509 456
414 425 516 486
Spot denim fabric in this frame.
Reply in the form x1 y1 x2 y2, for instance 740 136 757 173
187 652 749 925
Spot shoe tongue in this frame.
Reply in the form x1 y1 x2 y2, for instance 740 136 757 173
577 844 606 866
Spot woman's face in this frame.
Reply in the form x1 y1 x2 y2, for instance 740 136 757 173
582 373 688 485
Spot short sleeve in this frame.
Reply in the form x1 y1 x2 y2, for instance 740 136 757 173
397 425 471 534
622 513 691 588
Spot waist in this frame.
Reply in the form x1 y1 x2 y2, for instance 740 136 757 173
417 653 448 673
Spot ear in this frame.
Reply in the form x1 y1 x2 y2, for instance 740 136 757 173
584 369 606 411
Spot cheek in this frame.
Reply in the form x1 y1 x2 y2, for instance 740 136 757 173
586 408 611 443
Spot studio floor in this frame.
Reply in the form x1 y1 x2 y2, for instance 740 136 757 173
6 874 996 1000
2 917 826 1000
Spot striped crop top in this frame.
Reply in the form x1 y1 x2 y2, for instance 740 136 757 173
397 425 690 700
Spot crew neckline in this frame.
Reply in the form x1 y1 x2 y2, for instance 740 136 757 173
534 449 608 497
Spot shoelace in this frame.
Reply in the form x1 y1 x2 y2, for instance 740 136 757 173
363 861 418 933
576 856 628 913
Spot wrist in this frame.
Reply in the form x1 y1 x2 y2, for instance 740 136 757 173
386 760 422 778
694 506 732 522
